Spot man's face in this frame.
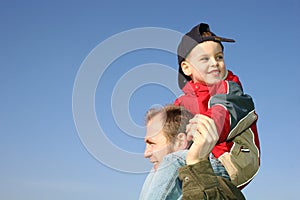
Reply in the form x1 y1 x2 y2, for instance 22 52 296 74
144 115 174 171
182 41 227 85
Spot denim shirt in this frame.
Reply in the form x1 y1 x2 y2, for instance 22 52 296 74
139 150 187 200
139 151 230 200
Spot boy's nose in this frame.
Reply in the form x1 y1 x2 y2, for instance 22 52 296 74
210 58 218 66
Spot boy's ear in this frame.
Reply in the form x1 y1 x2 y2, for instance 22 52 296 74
181 61 192 76
176 133 188 150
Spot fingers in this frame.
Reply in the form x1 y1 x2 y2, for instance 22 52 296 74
185 114 220 164
186 114 219 143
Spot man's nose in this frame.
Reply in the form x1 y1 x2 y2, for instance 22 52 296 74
144 146 152 158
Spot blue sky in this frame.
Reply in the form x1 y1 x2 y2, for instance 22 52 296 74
1 0 300 199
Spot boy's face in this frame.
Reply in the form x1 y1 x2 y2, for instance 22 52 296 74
181 41 226 85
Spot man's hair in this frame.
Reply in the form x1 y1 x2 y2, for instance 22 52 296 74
145 105 194 145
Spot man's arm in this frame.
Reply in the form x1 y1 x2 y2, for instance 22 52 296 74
181 114 245 199
178 159 246 200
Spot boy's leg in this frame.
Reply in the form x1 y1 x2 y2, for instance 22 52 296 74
209 153 231 180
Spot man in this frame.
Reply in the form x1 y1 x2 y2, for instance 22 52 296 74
139 105 245 200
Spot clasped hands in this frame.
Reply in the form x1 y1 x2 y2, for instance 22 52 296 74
185 114 219 165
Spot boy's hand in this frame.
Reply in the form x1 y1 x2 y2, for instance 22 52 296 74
186 114 219 165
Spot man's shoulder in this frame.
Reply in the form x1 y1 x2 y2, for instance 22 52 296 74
163 150 188 166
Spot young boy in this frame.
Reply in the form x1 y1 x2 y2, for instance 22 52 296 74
175 23 260 189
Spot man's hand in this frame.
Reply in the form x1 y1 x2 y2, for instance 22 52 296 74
185 114 219 165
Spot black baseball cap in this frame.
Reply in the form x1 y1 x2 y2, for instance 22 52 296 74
177 23 235 89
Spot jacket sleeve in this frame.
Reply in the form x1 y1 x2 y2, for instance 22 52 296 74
178 159 246 200
205 81 258 142
174 97 181 106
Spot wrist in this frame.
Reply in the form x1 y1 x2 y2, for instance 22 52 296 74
186 157 209 166
186 159 201 165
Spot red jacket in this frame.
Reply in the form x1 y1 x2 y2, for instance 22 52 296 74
174 70 260 189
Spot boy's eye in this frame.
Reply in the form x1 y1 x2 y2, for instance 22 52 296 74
200 57 209 62
216 55 224 60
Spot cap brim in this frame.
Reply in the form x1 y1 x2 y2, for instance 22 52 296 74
203 36 235 43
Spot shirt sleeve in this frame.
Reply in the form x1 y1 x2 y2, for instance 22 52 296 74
178 159 246 200
205 81 258 142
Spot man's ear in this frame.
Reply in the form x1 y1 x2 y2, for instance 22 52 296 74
176 133 188 150
181 61 192 76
